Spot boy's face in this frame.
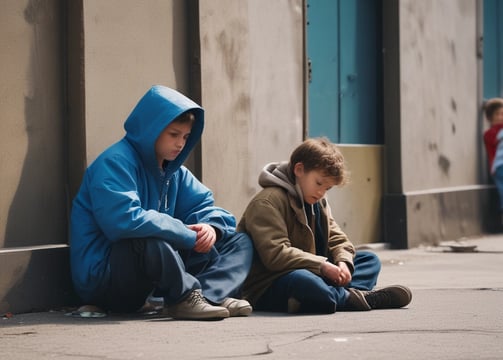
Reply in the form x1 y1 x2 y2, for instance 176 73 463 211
293 163 338 205
491 108 503 125
155 121 192 167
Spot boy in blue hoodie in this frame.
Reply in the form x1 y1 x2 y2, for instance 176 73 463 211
71 86 253 320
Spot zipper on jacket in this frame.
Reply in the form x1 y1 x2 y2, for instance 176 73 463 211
158 169 170 213
164 179 170 211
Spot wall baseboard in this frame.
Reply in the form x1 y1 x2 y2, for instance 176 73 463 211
0 245 77 314
384 186 500 248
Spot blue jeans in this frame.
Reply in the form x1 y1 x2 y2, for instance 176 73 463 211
98 232 253 312
494 165 503 211
255 251 381 314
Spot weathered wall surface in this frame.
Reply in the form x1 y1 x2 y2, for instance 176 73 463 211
199 0 304 219
0 0 66 249
384 0 491 248
83 0 189 164
327 146 384 245
399 0 478 192
0 0 70 313
0 0 192 314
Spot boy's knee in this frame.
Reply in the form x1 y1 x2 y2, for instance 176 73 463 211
290 270 333 295
239 233 254 254
288 270 337 313
356 250 382 270
289 269 315 280
231 232 253 248
143 238 168 256
143 238 183 269
217 232 254 256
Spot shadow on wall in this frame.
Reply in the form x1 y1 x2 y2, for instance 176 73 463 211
171 0 202 178
1 0 74 313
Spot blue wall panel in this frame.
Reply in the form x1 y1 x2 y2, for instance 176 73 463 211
307 0 383 144
484 0 503 99
307 0 340 140
339 0 382 144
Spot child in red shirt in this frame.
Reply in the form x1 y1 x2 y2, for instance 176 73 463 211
483 98 503 215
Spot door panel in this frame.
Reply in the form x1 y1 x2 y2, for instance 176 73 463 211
307 0 340 140
307 0 382 144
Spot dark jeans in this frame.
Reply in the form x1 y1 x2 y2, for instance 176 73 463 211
97 232 253 313
255 251 381 314
494 165 503 211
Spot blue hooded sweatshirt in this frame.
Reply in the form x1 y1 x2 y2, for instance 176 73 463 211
70 85 236 302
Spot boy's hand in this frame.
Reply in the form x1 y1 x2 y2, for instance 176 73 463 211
336 261 352 287
188 224 217 253
320 261 352 286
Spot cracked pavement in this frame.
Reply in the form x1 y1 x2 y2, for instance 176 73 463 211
1 235 502 359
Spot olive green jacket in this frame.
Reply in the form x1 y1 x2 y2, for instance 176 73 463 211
237 162 355 305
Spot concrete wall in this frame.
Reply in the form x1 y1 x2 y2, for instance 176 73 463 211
83 0 190 164
327 146 384 245
399 0 479 192
0 0 66 249
199 1 383 244
2 0 495 313
0 0 193 314
383 0 496 248
0 0 71 313
199 0 304 219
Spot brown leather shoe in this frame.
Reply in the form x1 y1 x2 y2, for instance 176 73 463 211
346 285 412 311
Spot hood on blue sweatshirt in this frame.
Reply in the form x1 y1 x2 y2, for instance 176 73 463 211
124 85 204 174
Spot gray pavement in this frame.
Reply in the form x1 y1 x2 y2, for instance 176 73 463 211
1 235 503 359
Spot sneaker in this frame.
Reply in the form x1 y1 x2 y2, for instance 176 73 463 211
287 297 301 314
166 290 230 320
220 298 253 317
346 285 412 311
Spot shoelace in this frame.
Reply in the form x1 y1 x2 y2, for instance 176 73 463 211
186 291 207 307
366 289 392 308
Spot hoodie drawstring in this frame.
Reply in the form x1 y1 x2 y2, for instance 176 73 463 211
305 203 316 240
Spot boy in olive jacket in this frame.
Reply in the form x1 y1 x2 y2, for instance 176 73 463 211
238 138 412 313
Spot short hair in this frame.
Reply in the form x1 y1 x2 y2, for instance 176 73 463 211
173 111 196 125
484 98 503 123
289 137 348 185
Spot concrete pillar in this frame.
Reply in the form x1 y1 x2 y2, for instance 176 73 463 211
199 0 304 219
82 0 190 164
0 0 193 313
383 0 498 248
0 0 70 313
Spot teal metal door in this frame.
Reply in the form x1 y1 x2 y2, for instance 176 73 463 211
307 0 383 144
484 0 503 99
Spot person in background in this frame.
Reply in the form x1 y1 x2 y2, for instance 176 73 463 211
483 98 503 222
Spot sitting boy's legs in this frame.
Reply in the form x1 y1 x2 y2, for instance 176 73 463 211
190 232 253 302
343 251 411 311
255 269 343 314
255 252 410 314
347 251 381 291
98 238 157 313
186 232 254 316
99 238 229 319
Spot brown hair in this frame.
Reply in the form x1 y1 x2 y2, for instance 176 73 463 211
484 98 503 123
289 137 348 185
174 111 196 125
